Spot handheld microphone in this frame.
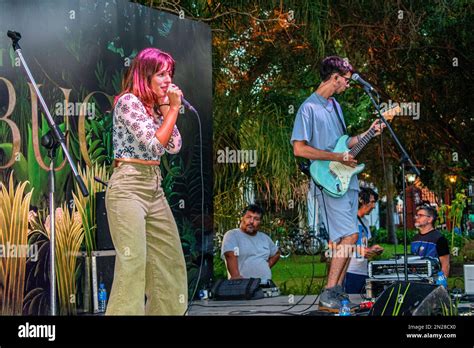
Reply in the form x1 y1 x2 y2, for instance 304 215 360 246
7 30 21 40
7 30 22 50
351 73 375 92
181 96 197 113
166 85 197 113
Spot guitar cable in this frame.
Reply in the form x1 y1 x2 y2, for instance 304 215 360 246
314 184 331 303
272 182 330 315
289 183 331 315
183 104 205 316
278 181 323 313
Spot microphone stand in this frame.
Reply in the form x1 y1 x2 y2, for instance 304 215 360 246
362 85 420 282
7 30 89 315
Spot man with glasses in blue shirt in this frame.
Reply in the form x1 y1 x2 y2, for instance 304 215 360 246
411 205 450 277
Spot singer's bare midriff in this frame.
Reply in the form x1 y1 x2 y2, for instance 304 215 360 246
115 158 160 167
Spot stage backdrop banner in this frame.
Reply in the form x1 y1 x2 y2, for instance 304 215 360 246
0 0 213 314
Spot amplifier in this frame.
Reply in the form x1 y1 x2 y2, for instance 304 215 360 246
260 280 280 297
464 264 474 295
368 256 438 279
261 286 280 297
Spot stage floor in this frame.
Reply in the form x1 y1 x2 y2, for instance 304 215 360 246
187 294 364 316
187 295 474 316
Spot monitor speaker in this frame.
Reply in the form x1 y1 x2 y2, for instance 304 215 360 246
369 281 451 316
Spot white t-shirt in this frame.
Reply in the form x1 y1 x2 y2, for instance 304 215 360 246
221 228 278 283
347 217 371 276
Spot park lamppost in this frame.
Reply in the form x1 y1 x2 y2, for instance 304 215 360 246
405 173 419 228
446 173 458 202
406 173 417 185
448 174 458 184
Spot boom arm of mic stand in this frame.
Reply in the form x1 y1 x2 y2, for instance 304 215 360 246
363 85 419 282
363 86 420 176
8 34 89 197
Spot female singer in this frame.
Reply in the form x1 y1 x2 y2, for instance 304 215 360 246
105 47 187 315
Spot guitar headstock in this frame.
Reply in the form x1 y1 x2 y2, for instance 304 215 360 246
381 105 402 122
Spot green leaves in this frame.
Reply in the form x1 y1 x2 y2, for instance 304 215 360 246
106 41 125 58
68 97 113 167
0 118 71 208
0 144 28 183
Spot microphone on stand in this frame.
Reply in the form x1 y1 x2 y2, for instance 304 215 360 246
166 85 197 113
351 73 376 92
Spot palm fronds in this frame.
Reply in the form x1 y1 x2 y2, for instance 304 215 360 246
42 203 84 315
0 173 33 315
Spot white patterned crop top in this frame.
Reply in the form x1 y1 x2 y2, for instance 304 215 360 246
112 93 182 161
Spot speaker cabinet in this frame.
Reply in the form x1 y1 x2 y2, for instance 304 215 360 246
464 264 474 295
369 281 451 316
366 277 434 298
96 191 115 250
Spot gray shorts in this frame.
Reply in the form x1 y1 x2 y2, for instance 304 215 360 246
315 188 359 243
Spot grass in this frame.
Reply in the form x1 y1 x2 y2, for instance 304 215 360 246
272 254 327 295
271 243 459 295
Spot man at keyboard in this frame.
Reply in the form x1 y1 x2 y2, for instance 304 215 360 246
221 204 281 284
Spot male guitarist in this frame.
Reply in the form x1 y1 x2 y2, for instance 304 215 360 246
291 56 385 312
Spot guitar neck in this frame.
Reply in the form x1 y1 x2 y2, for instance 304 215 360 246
349 127 376 158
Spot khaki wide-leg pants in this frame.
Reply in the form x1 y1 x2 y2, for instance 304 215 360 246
105 162 188 315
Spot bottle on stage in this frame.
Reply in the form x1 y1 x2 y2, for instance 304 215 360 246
98 283 108 312
436 271 448 289
339 299 351 316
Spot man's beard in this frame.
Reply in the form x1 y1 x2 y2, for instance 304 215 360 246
415 222 428 228
245 225 256 233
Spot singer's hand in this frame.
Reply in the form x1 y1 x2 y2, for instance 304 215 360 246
167 84 183 109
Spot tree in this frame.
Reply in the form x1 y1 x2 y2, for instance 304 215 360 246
136 0 473 235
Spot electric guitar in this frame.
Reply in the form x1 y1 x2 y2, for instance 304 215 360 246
309 106 401 198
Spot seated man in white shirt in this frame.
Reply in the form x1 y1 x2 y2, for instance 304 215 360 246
221 204 281 284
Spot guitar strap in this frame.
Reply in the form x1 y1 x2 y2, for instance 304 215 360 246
357 216 369 240
331 98 347 134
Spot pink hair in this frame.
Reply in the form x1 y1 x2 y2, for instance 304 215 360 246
115 47 175 115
